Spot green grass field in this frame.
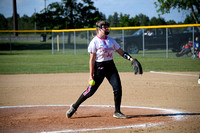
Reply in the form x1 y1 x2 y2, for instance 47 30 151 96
0 50 199 74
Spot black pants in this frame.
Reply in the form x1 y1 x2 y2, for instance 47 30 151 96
73 60 122 113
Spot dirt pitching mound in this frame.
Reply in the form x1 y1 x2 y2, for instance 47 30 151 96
0 105 184 133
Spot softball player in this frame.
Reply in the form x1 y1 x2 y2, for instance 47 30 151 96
67 20 134 119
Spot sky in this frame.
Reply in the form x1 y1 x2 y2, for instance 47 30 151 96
0 0 190 23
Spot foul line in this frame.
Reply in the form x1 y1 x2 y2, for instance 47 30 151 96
42 122 164 133
150 71 199 77
0 105 184 133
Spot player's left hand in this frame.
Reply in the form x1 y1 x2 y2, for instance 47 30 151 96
131 59 143 75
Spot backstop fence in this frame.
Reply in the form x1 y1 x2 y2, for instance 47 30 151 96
0 24 200 58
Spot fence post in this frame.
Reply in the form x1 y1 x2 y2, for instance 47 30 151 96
192 27 195 57
57 34 60 52
87 31 90 55
63 32 65 54
142 29 145 57
9 33 12 55
74 31 76 55
52 32 54 54
87 30 89 46
166 28 168 58
122 29 124 50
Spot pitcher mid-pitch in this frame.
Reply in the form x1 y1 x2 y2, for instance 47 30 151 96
66 20 142 119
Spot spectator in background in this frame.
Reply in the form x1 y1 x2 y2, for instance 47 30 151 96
145 30 154 36
176 38 193 57
193 36 200 58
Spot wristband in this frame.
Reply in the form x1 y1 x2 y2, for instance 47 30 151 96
123 52 132 60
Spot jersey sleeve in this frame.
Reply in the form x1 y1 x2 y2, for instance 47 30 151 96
112 38 120 50
88 38 96 53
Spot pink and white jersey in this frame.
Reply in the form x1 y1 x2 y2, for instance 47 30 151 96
88 36 120 62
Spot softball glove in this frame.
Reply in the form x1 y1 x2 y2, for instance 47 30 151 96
131 59 143 75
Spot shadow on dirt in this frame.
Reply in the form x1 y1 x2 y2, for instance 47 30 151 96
128 113 200 119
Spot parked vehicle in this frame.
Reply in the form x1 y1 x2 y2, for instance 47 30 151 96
115 27 199 54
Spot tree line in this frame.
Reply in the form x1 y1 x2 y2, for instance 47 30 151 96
0 0 199 30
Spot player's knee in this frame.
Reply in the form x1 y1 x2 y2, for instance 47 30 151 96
113 87 122 96
83 86 96 98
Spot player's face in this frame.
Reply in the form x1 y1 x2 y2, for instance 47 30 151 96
101 25 108 30
100 25 109 35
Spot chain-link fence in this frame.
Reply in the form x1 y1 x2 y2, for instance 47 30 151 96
0 30 52 55
52 30 94 55
52 24 200 58
0 24 199 58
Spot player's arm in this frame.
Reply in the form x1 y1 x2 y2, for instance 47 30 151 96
89 52 96 81
116 48 133 61
116 48 143 75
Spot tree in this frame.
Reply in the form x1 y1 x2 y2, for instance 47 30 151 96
150 17 166 25
118 13 132 27
107 15 114 26
35 0 104 30
135 13 150 26
166 20 176 25
36 2 66 30
6 17 13 30
184 13 197 24
107 12 119 27
113 12 119 27
77 0 104 28
0 14 8 30
35 0 104 44
154 0 200 24
129 17 140 26
19 15 34 30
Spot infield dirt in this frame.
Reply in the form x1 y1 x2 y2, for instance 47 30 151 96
0 72 200 132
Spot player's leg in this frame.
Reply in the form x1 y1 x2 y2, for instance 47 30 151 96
73 76 104 108
106 70 122 111
66 62 105 118
66 77 104 118
106 62 127 119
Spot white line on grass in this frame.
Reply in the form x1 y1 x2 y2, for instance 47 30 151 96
150 71 199 77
